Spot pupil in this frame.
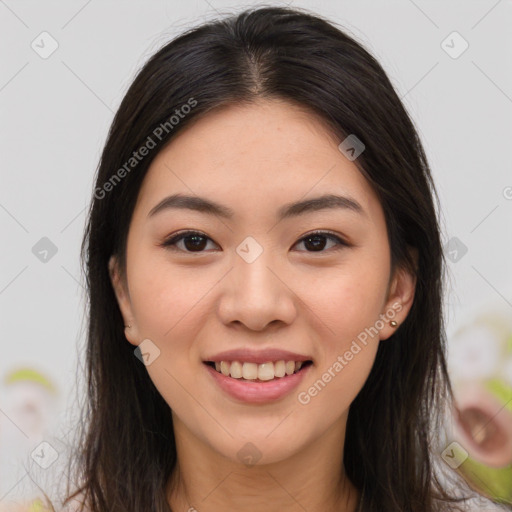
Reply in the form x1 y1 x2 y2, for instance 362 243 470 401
185 235 206 251
305 235 326 251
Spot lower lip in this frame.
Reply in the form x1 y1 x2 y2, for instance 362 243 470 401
204 363 311 404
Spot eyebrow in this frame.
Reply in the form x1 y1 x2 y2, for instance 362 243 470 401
148 193 367 220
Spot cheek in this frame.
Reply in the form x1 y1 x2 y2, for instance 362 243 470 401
126 255 210 414
301 256 388 392
305 255 390 344
127 250 210 340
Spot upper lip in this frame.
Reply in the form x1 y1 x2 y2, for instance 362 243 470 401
204 348 312 365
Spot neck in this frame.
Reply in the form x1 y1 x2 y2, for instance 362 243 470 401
166 414 360 512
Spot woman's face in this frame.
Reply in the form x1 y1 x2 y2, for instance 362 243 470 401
110 98 416 465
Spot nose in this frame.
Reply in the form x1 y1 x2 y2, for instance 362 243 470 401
217 247 297 332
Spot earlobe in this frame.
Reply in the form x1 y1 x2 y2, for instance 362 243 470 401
108 255 139 346
380 248 418 341
108 255 125 306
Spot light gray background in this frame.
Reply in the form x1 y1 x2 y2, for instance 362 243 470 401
1 0 511 503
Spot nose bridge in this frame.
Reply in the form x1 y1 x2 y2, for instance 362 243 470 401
217 235 296 329
234 237 281 304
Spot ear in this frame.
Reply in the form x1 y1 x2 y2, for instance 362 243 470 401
379 246 418 341
108 255 140 346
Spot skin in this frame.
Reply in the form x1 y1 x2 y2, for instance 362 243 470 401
109 98 417 512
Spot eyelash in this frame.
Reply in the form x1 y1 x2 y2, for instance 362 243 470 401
160 230 349 254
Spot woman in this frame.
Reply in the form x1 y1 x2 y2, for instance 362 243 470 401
26 6 506 512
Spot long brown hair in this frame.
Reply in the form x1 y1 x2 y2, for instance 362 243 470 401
49 6 490 511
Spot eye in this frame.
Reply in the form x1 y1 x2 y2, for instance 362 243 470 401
160 230 218 253
293 231 349 253
160 230 349 254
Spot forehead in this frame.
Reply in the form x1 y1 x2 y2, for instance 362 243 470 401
134 99 383 224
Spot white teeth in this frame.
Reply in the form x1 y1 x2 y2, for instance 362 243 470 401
211 360 308 380
220 361 230 376
274 360 286 378
230 361 243 379
258 362 275 381
242 362 258 380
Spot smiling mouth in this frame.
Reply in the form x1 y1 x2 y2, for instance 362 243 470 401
204 360 313 382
